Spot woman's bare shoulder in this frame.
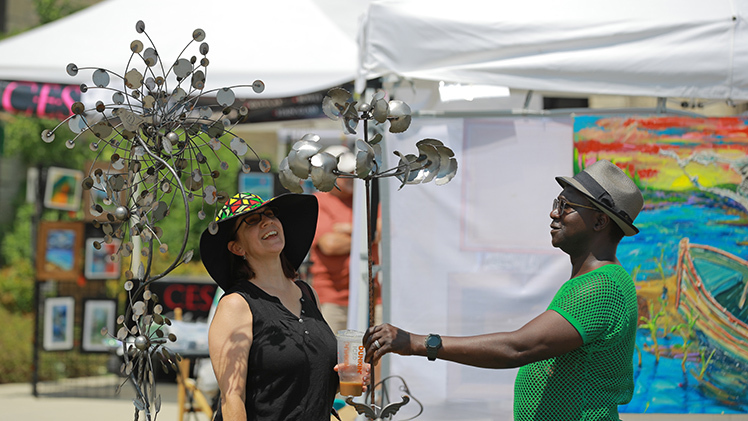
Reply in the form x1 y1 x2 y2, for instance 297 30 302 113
215 292 251 317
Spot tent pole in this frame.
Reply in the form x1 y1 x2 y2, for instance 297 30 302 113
414 105 704 119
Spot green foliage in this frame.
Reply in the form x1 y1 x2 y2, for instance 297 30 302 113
33 0 86 25
0 307 108 383
0 260 35 313
0 306 34 382
4 115 88 168
0 203 34 264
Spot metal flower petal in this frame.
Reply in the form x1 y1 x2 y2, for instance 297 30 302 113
322 87 353 119
355 139 376 178
407 154 429 185
415 140 442 184
322 88 360 134
279 157 304 193
387 100 412 133
435 147 459 186
392 151 414 190
370 90 389 123
288 136 323 179
309 152 339 192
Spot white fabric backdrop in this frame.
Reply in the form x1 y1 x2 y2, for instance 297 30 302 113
380 117 575 420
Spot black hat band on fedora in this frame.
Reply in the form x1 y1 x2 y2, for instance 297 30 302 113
574 170 634 225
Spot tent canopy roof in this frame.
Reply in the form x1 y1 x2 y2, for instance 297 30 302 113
0 0 362 98
358 0 748 100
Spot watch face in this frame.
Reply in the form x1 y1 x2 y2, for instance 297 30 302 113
426 335 441 347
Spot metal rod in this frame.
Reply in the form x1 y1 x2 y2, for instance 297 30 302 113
31 165 43 397
413 106 705 119
363 116 379 413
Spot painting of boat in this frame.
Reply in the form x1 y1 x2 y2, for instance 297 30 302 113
675 237 748 406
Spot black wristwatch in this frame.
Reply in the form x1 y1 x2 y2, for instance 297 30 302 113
425 333 442 361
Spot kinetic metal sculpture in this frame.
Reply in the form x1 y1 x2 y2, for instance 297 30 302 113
41 21 268 420
279 87 458 420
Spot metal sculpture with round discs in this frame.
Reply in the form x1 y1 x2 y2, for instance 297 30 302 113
279 87 458 420
42 20 268 421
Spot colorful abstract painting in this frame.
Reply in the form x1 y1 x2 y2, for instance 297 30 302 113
573 115 748 414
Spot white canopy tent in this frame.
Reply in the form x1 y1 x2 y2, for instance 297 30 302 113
0 0 364 99
358 0 748 101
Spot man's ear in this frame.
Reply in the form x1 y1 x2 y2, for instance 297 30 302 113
594 212 611 232
227 240 245 257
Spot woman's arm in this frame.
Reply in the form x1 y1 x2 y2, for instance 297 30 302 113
209 293 253 421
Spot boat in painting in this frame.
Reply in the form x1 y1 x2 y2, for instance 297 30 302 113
675 237 748 407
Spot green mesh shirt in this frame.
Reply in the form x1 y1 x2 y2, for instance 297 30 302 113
513 264 638 421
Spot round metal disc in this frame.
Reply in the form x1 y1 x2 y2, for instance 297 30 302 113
92 69 110 87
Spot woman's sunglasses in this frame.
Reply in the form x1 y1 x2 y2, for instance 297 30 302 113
233 207 279 237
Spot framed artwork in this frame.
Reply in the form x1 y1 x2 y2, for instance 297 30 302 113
44 166 84 211
43 296 75 351
81 299 117 352
84 237 122 280
36 221 84 281
238 172 275 199
81 161 128 222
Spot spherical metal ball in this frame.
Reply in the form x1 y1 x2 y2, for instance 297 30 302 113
166 131 179 144
114 206 130 221
134 335 148 350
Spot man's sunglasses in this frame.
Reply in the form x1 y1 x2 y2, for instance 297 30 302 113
552 198 598 215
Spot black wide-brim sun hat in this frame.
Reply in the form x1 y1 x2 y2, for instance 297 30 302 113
199 192 318 290
555 159 644 236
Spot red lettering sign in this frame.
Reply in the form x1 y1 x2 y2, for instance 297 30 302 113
163 284 215 312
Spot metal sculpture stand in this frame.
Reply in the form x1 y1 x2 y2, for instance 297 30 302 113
279 89 458 419
343 178 411 421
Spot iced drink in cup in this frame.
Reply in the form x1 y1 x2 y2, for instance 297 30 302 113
336 329 365 396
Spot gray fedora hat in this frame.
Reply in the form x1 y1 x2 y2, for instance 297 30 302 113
556 160 644 236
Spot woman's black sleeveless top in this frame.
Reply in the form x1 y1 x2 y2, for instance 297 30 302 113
215 280 338 421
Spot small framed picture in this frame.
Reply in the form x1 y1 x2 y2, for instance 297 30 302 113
81 299 117 353
43 297 75 351
44 166 84 211
36 221 84 282
84 237 121 280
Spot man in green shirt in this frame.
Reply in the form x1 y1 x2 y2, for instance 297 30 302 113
364 159 644 421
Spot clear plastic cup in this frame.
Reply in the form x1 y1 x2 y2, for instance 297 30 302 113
336 329 365 396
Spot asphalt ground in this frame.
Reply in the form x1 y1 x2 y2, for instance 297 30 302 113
0 376 184 421
0 375 361 421
3 376 745 421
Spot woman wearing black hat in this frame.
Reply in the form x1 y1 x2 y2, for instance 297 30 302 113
201 192 356 421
